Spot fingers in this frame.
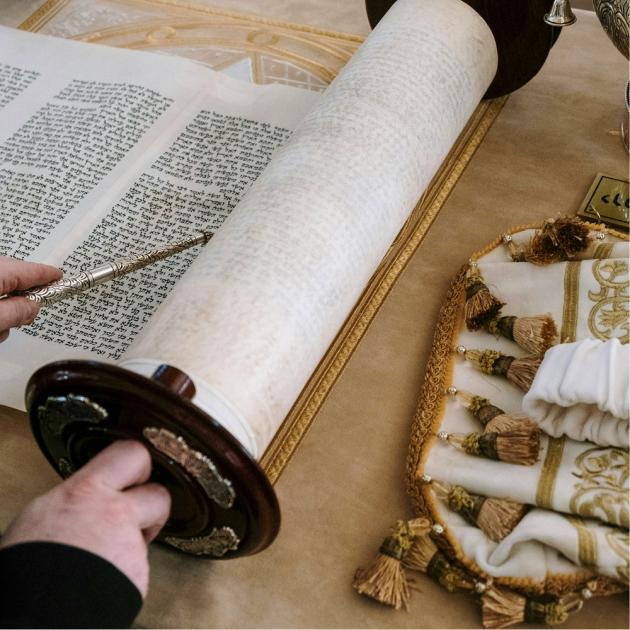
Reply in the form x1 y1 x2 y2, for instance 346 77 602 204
0 256 62 294
74 440 153 491
124 483 171 541
0 297 39 332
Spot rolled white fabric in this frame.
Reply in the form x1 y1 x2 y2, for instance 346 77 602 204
523 338 629 447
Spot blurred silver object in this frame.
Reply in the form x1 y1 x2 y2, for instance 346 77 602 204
593 1 629 152
593 0 629 59
5 232 211 306
545 0 577 26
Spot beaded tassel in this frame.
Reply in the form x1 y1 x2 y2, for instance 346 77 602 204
422 475 526 543
502 217 606 265
446 387 538 433
464 262 505 330
481 586 584 629
456 346 541 392
437 427 540 466
485 313 557 356
352 518 430 609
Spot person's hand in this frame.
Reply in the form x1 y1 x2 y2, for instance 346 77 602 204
0 256 62 342
0 440 171 597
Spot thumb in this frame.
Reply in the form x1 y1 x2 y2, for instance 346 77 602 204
0 257 62 294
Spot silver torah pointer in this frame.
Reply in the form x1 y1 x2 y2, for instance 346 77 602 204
9 231 212 306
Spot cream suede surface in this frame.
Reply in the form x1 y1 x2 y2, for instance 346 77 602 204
0 2 628 628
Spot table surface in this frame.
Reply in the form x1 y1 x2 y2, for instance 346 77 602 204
0 2 627 628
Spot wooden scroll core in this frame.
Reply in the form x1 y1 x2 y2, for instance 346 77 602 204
26 360 280 558
365 0 561 98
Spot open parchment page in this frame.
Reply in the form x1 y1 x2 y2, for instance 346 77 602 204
123 0 498 458
0 24 318 407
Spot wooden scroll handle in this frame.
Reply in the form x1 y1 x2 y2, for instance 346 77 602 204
365 0 562 98
151 364 196 400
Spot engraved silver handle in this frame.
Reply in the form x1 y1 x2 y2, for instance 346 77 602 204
9 231 211 306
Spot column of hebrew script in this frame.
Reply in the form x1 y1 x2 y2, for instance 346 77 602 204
0 24 317 410
0 80 173 259
124 0 499 457
26 112 292 359
0 63 39 109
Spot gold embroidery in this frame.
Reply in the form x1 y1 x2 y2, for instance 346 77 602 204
570 447 629 528
605 530 629 583
536 437 566 509
561 261 581 342
565 516 598 567
588 259 629 343
592 243 614 259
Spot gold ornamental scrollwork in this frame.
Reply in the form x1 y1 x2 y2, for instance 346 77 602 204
605 530 629 583
570 446 629 528
164 526 240 557
143 427 235 509
588 259 629 343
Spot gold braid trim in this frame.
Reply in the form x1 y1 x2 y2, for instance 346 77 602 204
406 265 466 514
407 223 629 599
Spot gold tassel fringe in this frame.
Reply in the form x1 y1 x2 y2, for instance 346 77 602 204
459 348 541 392
465 266 505 331
428 479 526 543
524 216 603 265
353 519 431 609
403 532 475 593
476 498 527 543
450 388 538 433
439 427 540 466
486 314 558 356
482 586 582 629
353 554 410 610
481 586 527 628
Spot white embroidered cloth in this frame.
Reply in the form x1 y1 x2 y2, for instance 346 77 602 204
523 338 629 448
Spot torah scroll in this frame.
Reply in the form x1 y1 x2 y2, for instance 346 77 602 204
121 0 498 457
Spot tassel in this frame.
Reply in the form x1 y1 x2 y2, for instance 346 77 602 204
481 586 583 629
403 530 475 593
422 476 526 542
485 314 558 356
437 428 540 466
446 387 539 434
523 216 605 265
501 233 525 261
455 346 541 392
353 518 431 609
464 262 505 330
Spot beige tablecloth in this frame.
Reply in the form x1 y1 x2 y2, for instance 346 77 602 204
0 2 627 628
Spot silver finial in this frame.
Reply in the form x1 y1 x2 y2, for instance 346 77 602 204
421 473 432 483
446 386 458 397
437 431 449 441
544 0 577 27
432 523 444 534
455 345 467 356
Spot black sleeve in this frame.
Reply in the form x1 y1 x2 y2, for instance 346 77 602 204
0 541 142 628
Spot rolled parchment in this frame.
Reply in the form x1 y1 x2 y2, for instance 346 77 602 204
124 0 499 457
